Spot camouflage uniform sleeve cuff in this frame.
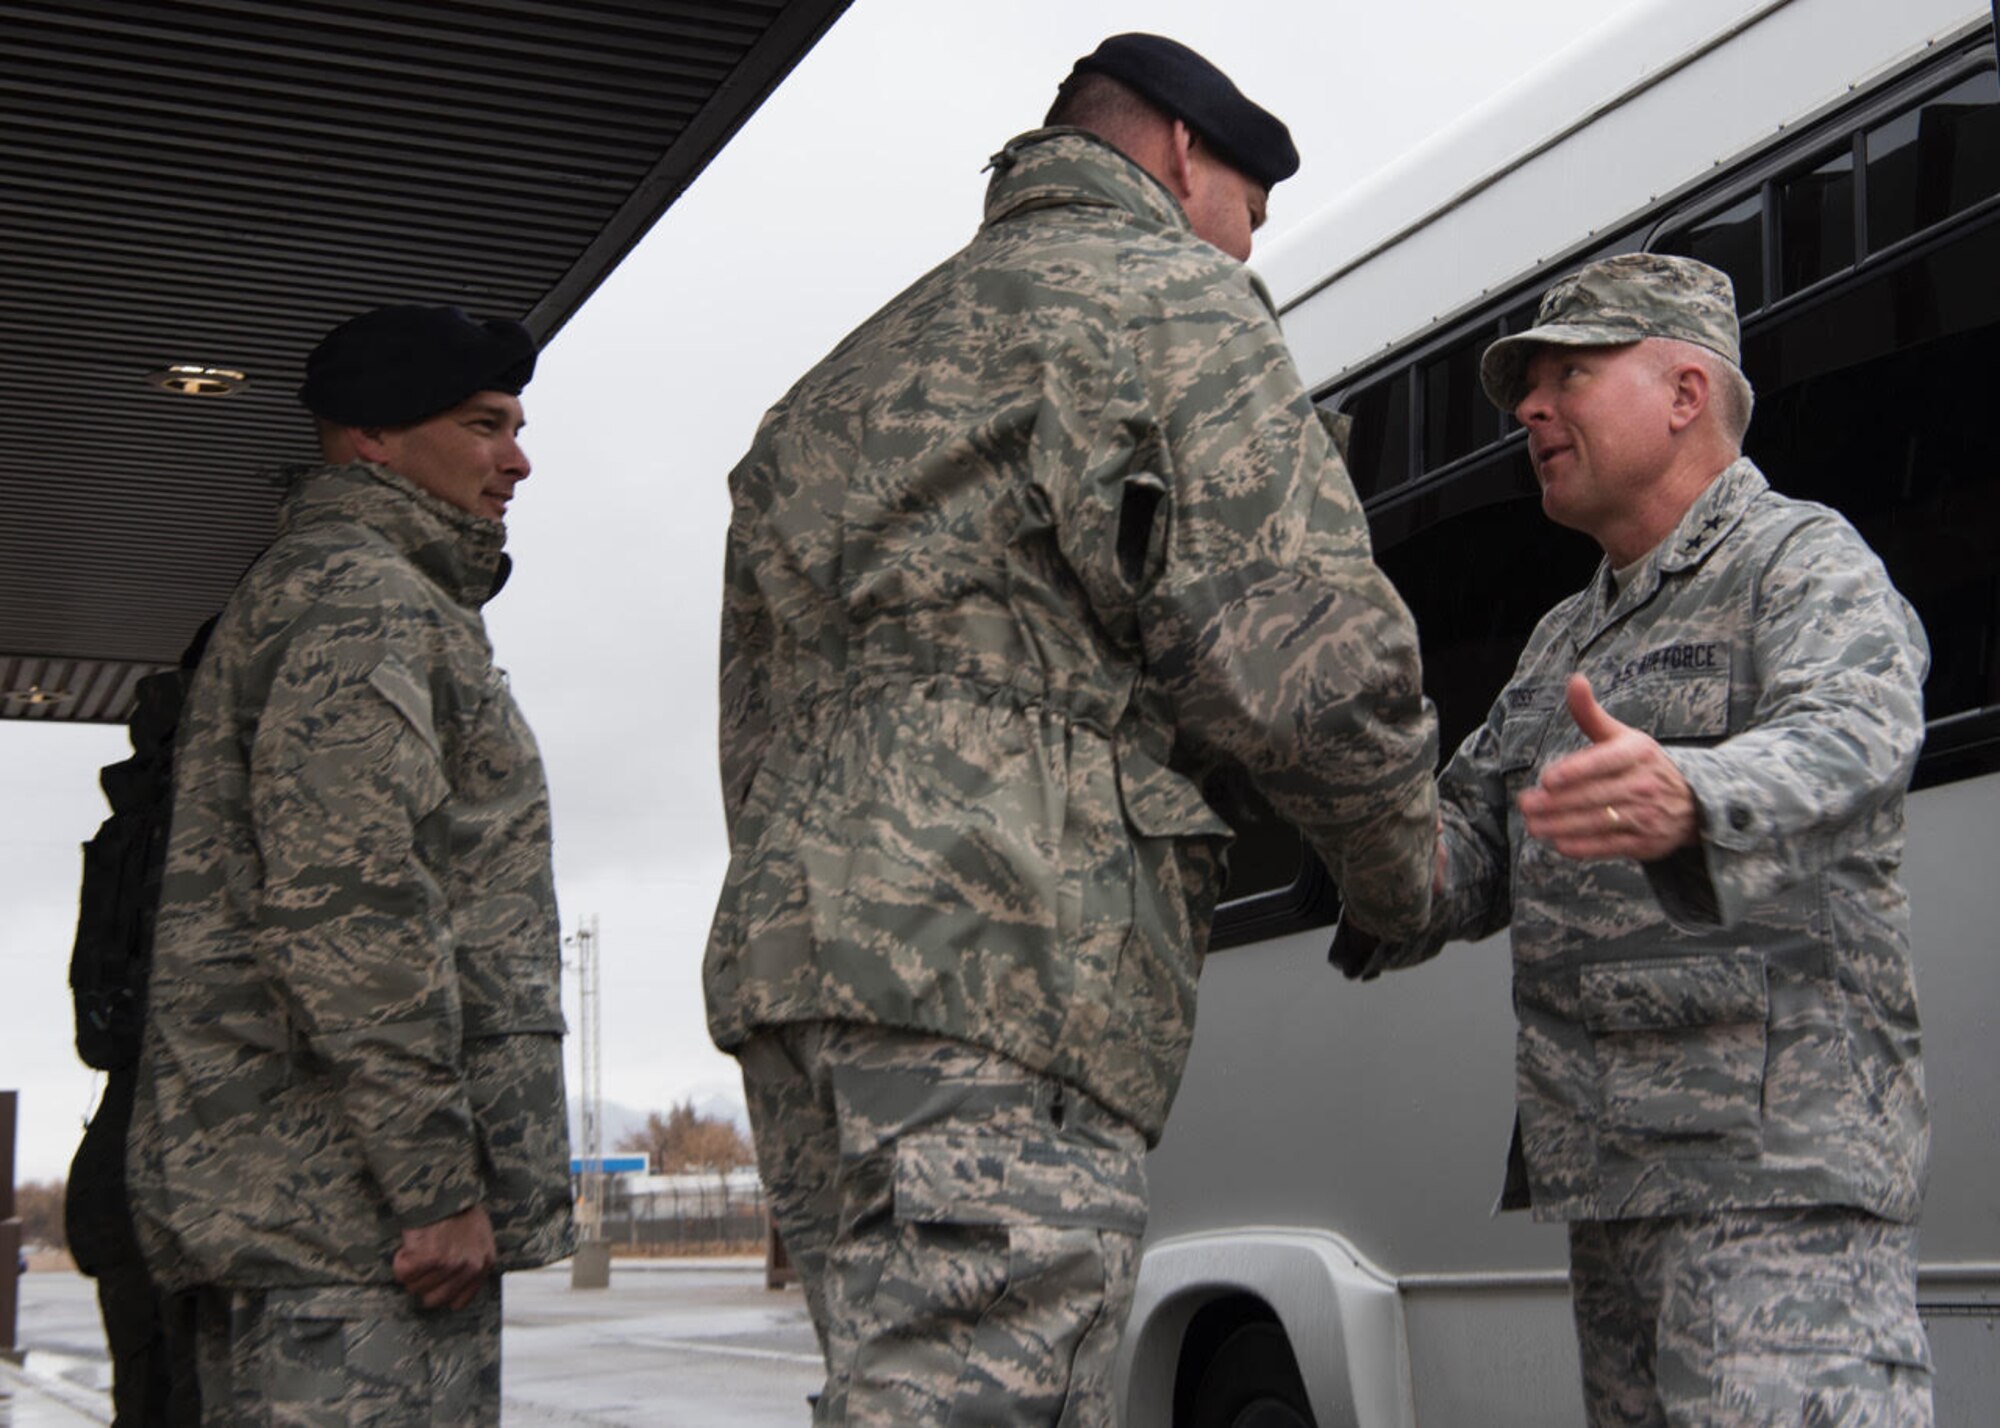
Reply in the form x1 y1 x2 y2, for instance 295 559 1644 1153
1670 747 1766 853
388 1179 484 1234
1652 748 1766 928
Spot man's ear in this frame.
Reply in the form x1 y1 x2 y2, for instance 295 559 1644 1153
1163 119 1199 201
1666 361 1711 434
349 425 394 463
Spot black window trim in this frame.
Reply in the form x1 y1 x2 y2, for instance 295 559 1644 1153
1645 50 2000 316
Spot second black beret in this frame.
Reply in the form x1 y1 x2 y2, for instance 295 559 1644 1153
1071 33 1299 189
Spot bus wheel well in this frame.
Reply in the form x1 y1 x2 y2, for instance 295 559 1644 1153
1172 1292 1316 1427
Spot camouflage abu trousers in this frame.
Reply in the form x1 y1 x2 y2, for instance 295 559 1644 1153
739 1022 1148 1427
191 1281 499 1426
1569 1208 1932 1427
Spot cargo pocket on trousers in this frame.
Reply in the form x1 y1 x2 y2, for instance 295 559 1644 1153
880 1129 1147 1419
1581 954 1769 1161
258 1315 348 1411
892 1127 1148 1236
1713 1272 1933 1420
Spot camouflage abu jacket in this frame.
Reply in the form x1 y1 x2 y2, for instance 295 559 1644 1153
705 129 1438 1141
1354 459 1929 1222
129 462 574 1289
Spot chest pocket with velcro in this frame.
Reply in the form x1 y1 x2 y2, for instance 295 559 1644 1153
1599 651 1733 745
1580 952 1769 1163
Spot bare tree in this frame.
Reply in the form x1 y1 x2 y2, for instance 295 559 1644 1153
616 1100 753 1176
16 1179 67 1251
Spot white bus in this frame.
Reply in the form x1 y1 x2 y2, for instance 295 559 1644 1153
1117 1 2000 1423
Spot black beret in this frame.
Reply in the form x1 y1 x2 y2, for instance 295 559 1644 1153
299 305 537 427
1069 33 1298 189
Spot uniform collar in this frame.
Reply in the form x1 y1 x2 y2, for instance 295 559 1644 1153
982 127 1192 238
1656 456 1763 573
278 461 508 608
1586 456 1764 631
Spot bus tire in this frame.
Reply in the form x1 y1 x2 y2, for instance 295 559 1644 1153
1184 1319 1317 1428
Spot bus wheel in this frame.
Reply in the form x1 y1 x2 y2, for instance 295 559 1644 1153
1184 1319 1316 1428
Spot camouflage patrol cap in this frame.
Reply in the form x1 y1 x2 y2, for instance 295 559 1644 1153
1067 33 1299 188
299 305 537 427
1479 253 1741 410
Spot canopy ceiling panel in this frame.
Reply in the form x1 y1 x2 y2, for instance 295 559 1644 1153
0 0 849 722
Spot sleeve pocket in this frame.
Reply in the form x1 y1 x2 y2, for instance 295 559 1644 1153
367 656 444 760
893 1129 1147 1236
1581 955 1768 1161
366 656 449 821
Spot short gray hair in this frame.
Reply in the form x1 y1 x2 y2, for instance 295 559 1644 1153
1045 71 1166 142
1656 338 1754 447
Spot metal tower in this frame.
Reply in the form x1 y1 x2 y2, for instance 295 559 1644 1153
571 914 604 1242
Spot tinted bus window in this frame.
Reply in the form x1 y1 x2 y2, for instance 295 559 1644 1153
1658 193 1765 311
1865 68 2000 252
1369 456 1598 759
1420 330 1501 470
1779 147 1857 294
1335 369 1411 501
1741 211 2000 777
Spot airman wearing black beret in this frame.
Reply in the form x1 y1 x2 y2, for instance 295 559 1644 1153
1064 32 1298 189
296 304 536 525
133 298 563 1423
1037 33 1293 263
299 304 536 430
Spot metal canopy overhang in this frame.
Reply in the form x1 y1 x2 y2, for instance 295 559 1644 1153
0 0 850 723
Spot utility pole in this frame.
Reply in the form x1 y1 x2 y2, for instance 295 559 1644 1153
574 914 603 1239
567 915 610 1288
2 1091 19 1355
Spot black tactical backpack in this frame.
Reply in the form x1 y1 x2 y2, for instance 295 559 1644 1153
68 666 193 1070
69 615 215 1071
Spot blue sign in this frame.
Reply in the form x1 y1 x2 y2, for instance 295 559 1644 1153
570 1155 648 1175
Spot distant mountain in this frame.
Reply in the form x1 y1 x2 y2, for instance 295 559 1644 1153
685 1081 752 1134
566 1097 647 1153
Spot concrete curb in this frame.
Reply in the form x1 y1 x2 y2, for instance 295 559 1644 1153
0 1356 110 1425
537 1255 768 1274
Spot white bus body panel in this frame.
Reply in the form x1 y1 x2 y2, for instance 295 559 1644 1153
1260 0 1988 389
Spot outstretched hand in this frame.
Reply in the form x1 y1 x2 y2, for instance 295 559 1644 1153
394 1202 497 1310
1518 675 1699 862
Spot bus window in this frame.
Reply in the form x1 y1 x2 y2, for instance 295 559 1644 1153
1865 67 2000 252
1420 329 1503 472
1778 146 1857 295
1657 193 1765 312
1332 367 1412 501
1371 454 1597 759
1741 212 2000 781
1500 298 1542 336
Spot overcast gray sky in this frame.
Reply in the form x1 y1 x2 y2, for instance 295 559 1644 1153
0 0 1654 1182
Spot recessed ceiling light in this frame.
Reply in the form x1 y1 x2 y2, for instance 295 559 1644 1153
147 364 249 397
5 684 73 707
